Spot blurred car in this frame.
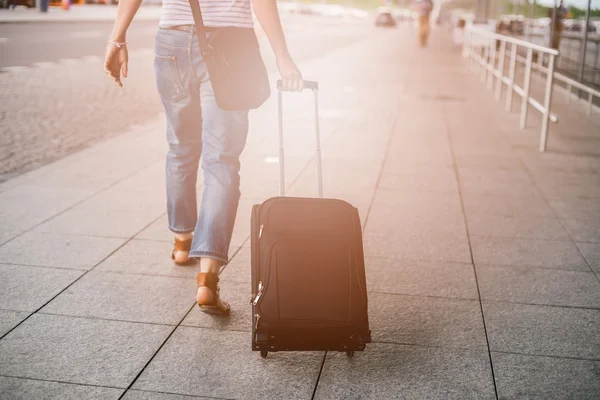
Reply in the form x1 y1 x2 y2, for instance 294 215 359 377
563 19 596 34
392 8 414 22
375 9 397 28
0 0 35 7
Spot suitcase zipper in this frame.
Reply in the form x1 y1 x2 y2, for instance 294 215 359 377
254 313 260 329
251 281 264 305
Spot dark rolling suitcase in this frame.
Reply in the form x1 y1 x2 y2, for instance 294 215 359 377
250 80 371 359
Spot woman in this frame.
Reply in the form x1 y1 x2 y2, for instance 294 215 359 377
104 0 303 315
413 0 433 48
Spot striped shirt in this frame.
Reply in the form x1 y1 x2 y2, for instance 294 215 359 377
160 0 253 28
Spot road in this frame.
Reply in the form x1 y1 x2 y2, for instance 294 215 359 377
0 14 371 182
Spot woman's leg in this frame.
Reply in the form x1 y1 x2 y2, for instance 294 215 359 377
154 29 202 263
188 85 249 266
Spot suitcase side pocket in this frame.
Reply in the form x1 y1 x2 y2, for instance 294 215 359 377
257 236 365 326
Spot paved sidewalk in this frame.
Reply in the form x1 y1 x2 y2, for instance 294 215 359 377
1 26 600 399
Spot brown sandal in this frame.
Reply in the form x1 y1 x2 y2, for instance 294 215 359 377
196 272 231 315
171 237 193 266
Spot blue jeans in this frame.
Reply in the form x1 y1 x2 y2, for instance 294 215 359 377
154 27 249 264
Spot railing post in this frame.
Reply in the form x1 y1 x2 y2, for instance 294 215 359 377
495 40 506 101
539 53 555 152
468 30 475 69
481 41 489 83
462 28 469 58
487 36 497 90
506 43 517 112
520 48 534 129
589 92 594 116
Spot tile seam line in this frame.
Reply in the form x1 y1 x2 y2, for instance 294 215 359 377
33 311 179 328
0 157 164 248
496 114 600 285
371 340 600 362
490 349 600 362
310 94 402 400
127 387 237 400
370 339 488 352
440 100 499 400
117 292 212 398
0 374 126 390
310 352 328 400
468 233 600 244
359 101 401 232
0 262 91 272
369 290 600 310
0 211 166 341
119 242 250 399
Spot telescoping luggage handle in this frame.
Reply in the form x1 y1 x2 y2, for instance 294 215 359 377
276 79 323 199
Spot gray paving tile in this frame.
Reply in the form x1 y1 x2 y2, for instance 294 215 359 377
549 198 600 221
492 352 600 400
579 242 600 273
365 207 466 237
458 168 533 185
384 149 454 168
0 310 30 337
462 193 556 218
219 245 251 284
371 190 463 213
483 302 600 359
95 239 202 278
470 236 589 271
0 231 125 270
314 343 495 400
0 314 171 388
182 281 251 332
42 270 196 325
466 215 571 241
365 257 478 299
36 207 161 239
134 327 323 399
523 152 600 175
537 174 600 199
0 376 123 400
563 219 600 243
378 168 458 193
123 390 215 400
459 180 543 198
0 229 19 246
369 292 486 349
477 265 600 308
0 264 83 312
364 233 471 264
0 186 91 233
454 154 525 171
134 214 170 242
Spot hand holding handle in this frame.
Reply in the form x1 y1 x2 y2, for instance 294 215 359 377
277 79 319 91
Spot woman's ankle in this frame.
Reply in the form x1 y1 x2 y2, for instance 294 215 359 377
175 232 193 241
199 257 222 275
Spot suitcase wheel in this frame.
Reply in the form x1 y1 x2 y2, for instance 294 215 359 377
346 351 354 358
260 349 268 358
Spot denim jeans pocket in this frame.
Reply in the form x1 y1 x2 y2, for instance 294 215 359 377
154 54 186 103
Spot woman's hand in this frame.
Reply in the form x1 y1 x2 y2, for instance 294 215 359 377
276 55 303 92
104 42 128 88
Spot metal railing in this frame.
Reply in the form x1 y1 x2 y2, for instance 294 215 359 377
463 25 560 152
519 53 600 117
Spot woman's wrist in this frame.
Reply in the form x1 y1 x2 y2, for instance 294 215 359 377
110 30 127 43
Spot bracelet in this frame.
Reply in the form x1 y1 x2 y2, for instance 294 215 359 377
108 40 128 48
